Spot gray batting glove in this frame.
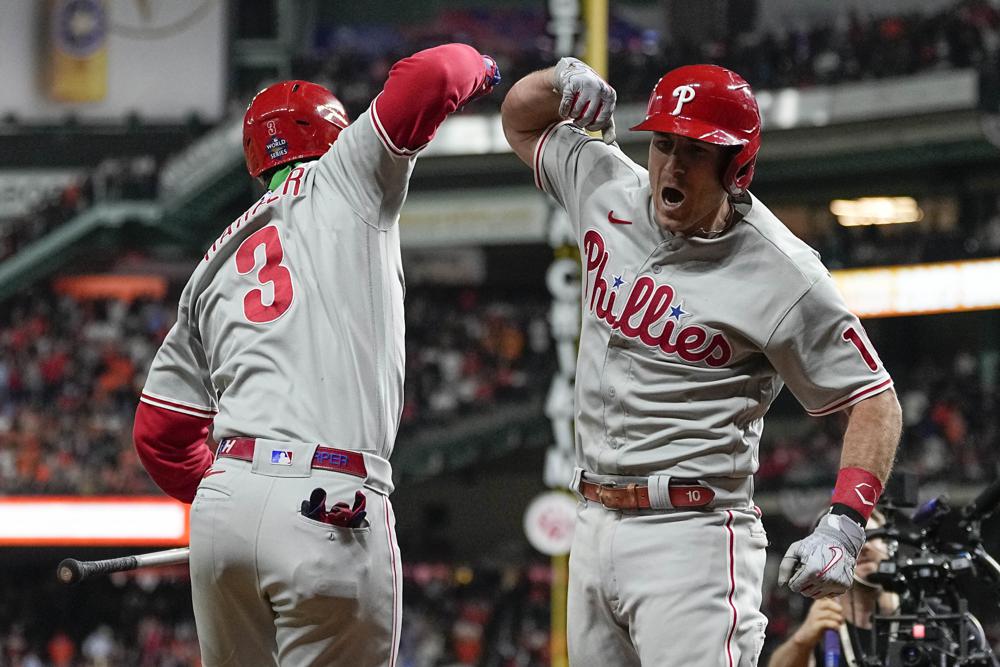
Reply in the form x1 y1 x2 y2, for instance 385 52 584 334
778 512 866 599
550 57 617 139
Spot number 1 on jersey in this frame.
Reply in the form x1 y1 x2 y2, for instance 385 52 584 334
842 326 880 372
235 226 294 323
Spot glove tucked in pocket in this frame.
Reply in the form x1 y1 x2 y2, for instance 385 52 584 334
300 488 368 528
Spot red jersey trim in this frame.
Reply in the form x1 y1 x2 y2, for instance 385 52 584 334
723 510 738 667
533 121 569 192
385 500 400 666
140 391 217 419
370 95 423 158
805 378 894 417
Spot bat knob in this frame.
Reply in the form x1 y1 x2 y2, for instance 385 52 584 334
56 558 83 585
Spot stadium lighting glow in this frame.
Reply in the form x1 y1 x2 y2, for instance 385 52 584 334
0 497 189 546
830 197 923 227
832 258 1000 318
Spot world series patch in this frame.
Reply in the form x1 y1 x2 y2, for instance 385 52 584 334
266 135 288 160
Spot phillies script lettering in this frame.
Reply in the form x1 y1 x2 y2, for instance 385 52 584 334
583 230 732 367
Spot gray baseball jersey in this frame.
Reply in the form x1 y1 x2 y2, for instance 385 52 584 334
535 121 892 481
534 121 892 667
142 106 414 666
142 106 410 470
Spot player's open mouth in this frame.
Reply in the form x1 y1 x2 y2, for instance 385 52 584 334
661 187 685 206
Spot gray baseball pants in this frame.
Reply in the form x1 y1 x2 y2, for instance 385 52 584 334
188 442 400 666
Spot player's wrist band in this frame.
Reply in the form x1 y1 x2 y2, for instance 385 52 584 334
830 466 883 523
830 503 866 527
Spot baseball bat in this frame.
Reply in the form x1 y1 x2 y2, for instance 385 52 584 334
56 547 190 585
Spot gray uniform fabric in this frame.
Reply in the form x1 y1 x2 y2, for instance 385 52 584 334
534 121 893 667
142 105 415 666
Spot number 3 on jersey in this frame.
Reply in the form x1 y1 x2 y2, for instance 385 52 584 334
842 325 880 372
235 226 294 323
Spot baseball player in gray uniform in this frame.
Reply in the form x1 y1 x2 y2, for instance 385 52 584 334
501 60 902 666
131 44 499 666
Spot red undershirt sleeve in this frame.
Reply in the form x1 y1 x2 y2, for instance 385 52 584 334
373 43 492 153
133 401 215 504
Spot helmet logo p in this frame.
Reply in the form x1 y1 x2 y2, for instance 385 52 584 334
670 85 696 115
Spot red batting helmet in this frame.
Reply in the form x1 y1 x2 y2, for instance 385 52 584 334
631 65 761 196
243 80 350 178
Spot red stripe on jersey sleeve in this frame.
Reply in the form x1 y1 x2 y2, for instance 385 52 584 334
133 401 215 504
806 378 894 416
533 121 567 191
140 392 217 419
373 43 491 154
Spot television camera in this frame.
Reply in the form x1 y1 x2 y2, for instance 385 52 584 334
857 472 1000 666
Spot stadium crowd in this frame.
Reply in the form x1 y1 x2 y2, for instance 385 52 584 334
0 156 157 264
0 287 551 496
401 289 551 435
5 1 1000 269
756 345 1000 492
293 0 1000 116
0 560 552 667
3 1 1000 664
6 530 994 665
1 285 994 494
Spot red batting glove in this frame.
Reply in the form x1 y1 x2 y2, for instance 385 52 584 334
323 490 368 528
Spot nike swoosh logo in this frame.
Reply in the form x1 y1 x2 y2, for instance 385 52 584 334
608 210 632 225
819 546 844 576
203 470 225 478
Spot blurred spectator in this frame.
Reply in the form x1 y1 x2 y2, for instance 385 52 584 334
81 626 117 667
45 632 73 667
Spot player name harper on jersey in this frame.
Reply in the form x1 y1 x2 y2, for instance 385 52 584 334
202 164 308 263
582 229 732 366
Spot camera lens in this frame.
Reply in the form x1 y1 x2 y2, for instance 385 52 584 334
900 644 929 667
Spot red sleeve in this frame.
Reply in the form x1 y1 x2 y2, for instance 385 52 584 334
373 43 493 152
133 401 215 504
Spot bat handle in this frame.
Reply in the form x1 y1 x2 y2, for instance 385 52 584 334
57 556 138 585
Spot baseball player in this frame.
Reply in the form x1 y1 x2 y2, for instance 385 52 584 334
131 44 499 666
501 60 902 666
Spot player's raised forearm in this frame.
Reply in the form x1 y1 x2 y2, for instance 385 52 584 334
502 58 616 166
502 68 562 133
839 388 902 483
501 68 562 165
376 43 499 152
780 390 901 599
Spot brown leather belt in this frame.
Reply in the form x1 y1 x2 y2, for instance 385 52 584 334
217 437 368 479
579 478 716 510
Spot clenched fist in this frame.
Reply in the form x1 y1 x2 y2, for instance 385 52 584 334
778 512 866 599
791 598 844 648
550 57 617 144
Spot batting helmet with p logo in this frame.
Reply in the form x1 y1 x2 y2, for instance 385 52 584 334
632 65 761 196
